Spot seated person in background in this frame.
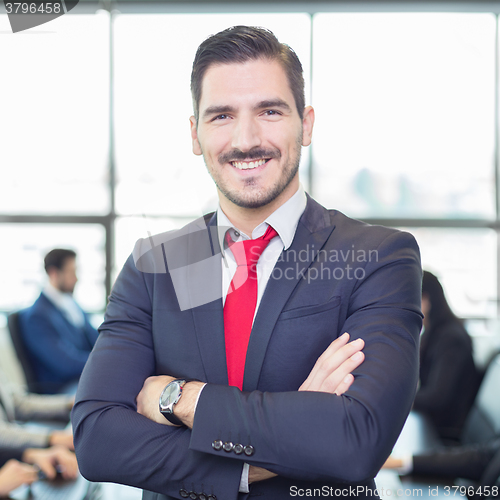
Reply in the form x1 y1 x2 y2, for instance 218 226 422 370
384 437 500 492
0 445 78 496
0 365 74 451
414 271 481 443
19 248 99 393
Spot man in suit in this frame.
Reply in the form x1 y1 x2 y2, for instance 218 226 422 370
19 249 99 393
72 26 422 500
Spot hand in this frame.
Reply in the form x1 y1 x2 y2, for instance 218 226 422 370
0 459 38 496
137 375 204 429
248 465 277 483
49 430 74 450
137 375 177 425
299 332 365 394
22 446 78 480
382 456 404 469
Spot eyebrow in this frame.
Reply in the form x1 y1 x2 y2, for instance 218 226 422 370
202 99 293 119
255 99 293 113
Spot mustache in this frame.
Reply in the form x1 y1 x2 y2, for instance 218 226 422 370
219 148 281 164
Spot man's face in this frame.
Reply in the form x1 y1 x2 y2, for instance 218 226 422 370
190 58 314 212
53 257 78 294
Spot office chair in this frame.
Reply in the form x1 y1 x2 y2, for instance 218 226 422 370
461 353 500 445
7 311 40 393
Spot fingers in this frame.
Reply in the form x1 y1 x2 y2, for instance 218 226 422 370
0 460 38 496
49 430 74 450
52 447 78 480
33 453 57 480
333 374 354 396
299 333 350 391
300 333 365 393
322 351 365 394
23 447 79 481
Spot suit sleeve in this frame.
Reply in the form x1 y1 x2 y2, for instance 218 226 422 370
72 250 243 500
189 230 422 483
0 407 50 450
412 439 500 481
12 392 72 422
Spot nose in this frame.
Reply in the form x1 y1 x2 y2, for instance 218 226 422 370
231 115 262 153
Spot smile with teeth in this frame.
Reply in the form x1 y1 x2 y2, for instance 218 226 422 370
230 158 269 170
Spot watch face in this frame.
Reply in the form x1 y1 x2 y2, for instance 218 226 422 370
161 384 178 405
159 381 183 413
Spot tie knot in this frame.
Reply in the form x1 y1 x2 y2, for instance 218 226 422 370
225 225 278 267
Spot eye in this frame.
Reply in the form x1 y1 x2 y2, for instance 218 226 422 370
213 114 230 121
263 109 282 116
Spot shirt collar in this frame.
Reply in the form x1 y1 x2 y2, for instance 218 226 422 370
216 183 307 252
42 281 68 306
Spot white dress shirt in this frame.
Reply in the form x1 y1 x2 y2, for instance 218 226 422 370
42 282 85 328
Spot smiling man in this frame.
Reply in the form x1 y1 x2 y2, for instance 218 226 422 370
72 26 422 500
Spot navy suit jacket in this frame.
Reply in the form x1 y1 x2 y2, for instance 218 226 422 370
19 292 99 393
73 196 422 500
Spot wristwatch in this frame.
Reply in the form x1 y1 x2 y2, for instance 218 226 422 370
159 379 189 426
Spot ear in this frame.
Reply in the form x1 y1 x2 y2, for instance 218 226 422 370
301 106 315 147
190 115 203 156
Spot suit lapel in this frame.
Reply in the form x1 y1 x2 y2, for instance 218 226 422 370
242 196 336 391
189 213 229 385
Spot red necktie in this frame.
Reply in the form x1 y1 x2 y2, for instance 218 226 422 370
224 225 278 390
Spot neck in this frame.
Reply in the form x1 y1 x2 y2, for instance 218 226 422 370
48 278 61 292
218 182 298 235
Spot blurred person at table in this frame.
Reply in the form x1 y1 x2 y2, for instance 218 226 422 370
19 249 99 394
414 270 481 443
0 365 74 452
384 437 500 493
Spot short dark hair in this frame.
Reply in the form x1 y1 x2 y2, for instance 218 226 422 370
44 248 76 273
191 25 305 121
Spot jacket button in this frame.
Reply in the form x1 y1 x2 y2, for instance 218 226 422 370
223 441 234 452
198 495 207 500
212 440 223 451
244 445 255 456
189 493 197 500
179 490 189 498
233 443 244 455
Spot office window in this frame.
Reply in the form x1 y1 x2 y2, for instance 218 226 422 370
0 12 110 215
0 224 106 314
404 228 497 319
312 13 496 219
114 216 190 278
2 6 500 323
113 13 311 218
